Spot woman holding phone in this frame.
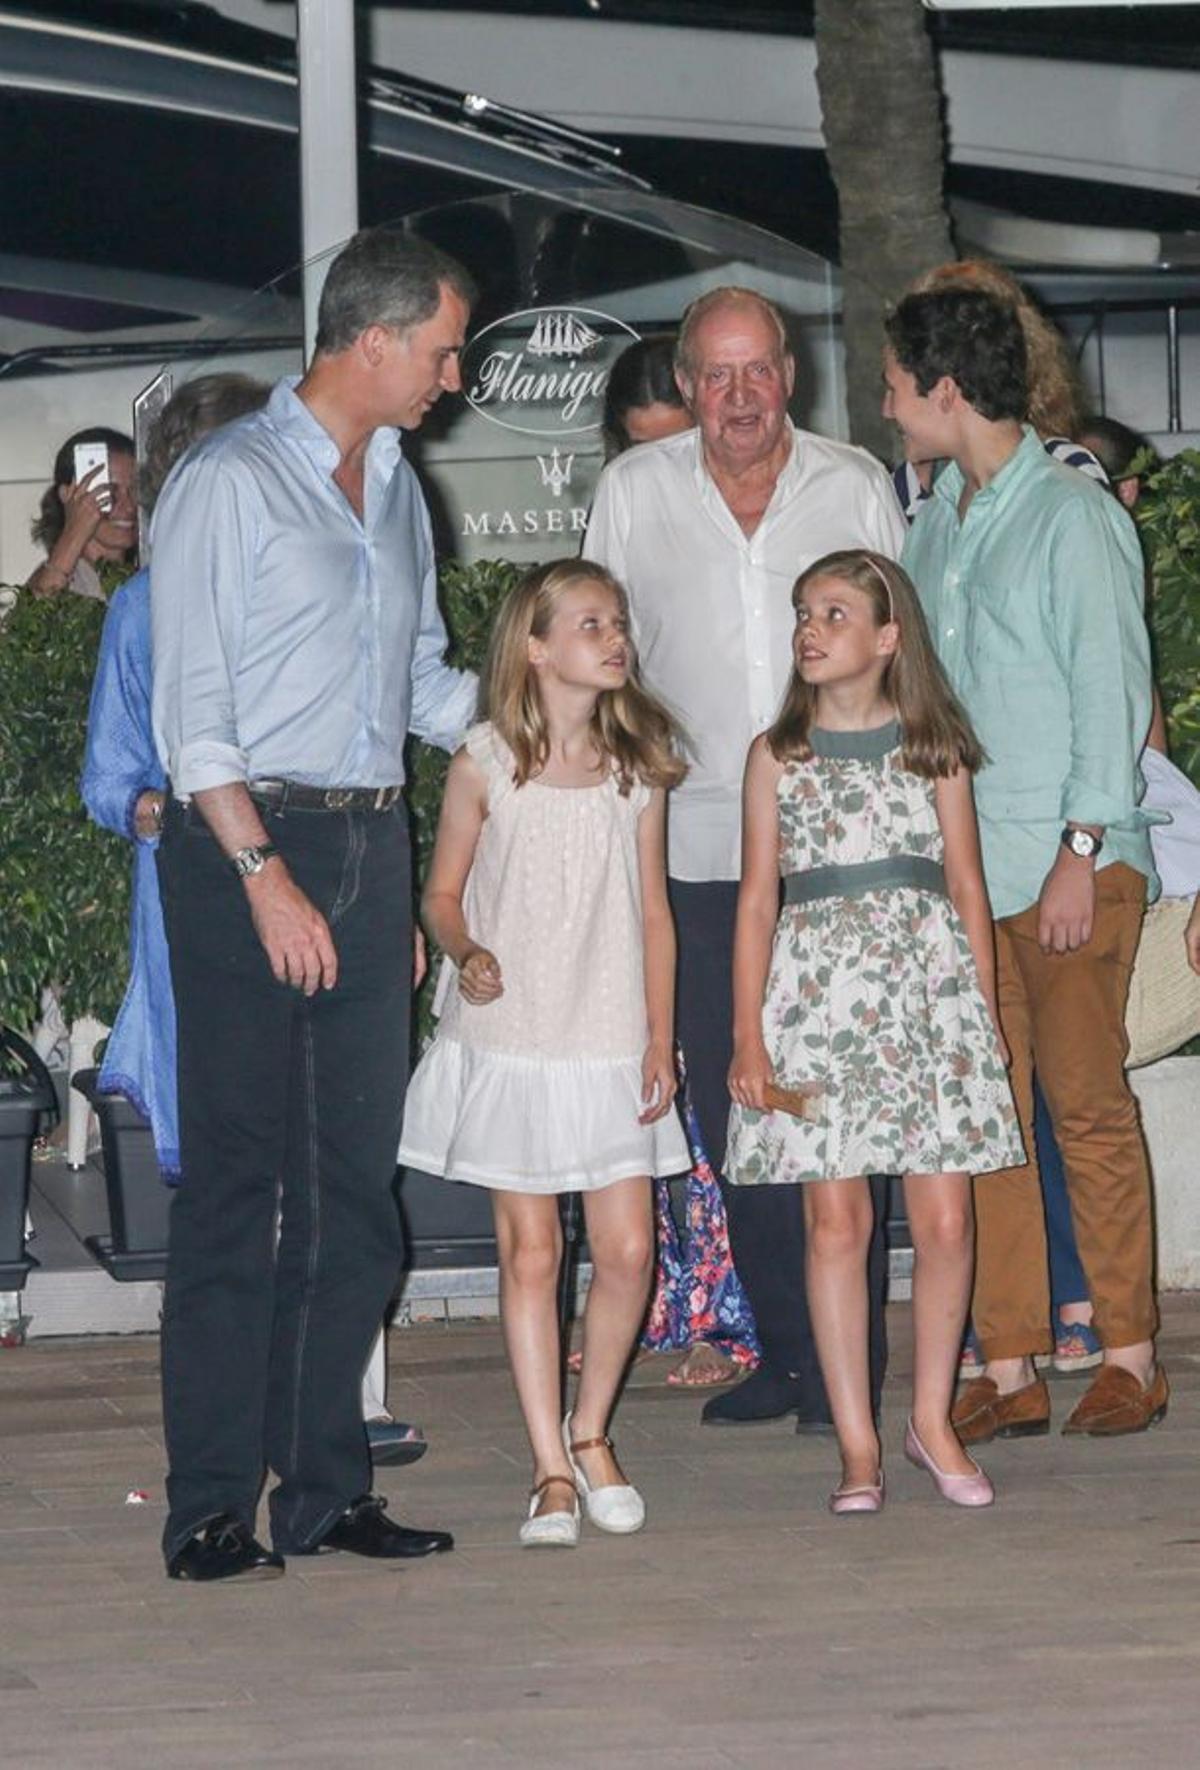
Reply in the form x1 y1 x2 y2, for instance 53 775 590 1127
26 426 138 600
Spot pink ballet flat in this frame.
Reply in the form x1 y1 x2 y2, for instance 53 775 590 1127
904 1418 994 1508
828 1472 885 1516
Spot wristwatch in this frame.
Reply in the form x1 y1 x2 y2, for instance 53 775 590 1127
229 843 280 879
1061 827 1103 860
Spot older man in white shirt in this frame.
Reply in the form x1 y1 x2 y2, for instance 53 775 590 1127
586 286 906 1427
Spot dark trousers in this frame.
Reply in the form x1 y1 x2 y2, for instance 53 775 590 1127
670 880 889 1412
1035 1078 1089 1314
157 797 412 1557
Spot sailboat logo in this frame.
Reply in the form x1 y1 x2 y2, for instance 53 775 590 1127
526 312 602 358
463 304 640 438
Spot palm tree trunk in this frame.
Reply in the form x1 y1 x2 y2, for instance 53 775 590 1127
814 0 955 457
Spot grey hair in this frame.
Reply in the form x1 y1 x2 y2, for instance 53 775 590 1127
140 373 268 513
674 286 792 383
314 228 477 356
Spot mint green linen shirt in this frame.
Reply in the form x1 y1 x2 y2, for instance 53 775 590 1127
901 426 1157 920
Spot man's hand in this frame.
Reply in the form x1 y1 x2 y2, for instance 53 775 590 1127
728 1036 773 1110
413 926 428 990
1037 849 1097 954
245 865 338 995
458 945 503 1005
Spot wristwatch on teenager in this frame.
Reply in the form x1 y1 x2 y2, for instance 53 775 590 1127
229 843 280 879
1060 826 1103 861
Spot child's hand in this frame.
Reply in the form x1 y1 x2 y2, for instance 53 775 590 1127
458 945 503 1004
728 1038 773 1111
638 1040 677 1124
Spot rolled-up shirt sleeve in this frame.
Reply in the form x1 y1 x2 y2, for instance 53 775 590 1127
1047 501 1153 831
150 456 258 795
406 505 477 754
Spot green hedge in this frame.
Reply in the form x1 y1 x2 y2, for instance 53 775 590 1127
0 586 132 1029
1137 447 1200 789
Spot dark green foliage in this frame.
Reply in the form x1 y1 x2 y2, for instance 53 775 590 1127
0 586 131 1031
1138 448 1200 788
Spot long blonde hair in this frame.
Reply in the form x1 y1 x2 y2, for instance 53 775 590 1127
911 259 1084 440
767 550 984 779
480 559 686 794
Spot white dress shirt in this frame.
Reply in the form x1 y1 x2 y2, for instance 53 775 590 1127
151 378 476 796
584 422 907 880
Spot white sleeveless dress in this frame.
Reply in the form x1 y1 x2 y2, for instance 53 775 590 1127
398 722 689 1193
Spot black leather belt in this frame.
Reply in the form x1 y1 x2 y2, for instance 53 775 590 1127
247 779 404 813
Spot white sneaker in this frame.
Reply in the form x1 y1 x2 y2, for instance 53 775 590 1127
518 1475 580 1548
562 1411 646 1535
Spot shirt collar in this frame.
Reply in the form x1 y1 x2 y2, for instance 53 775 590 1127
932 423 1041 512
691 418 801 504
267 376 402 485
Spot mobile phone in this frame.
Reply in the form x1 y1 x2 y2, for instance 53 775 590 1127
72 441 112 509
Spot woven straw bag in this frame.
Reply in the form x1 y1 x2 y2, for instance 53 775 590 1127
1125 896 1200 1069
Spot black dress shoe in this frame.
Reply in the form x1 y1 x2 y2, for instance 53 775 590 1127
299 1494 454 1560
366 1419 428 1468
701 1365 830 1428
166 1514 285 1583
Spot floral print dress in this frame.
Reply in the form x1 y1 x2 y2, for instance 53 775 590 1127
726 721 1023 1186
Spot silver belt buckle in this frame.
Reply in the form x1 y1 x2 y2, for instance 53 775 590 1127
323 788 353 810
373 786 394 811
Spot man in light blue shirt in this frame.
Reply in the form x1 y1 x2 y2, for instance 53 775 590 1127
886 287 1165 1445
151 230 477 1582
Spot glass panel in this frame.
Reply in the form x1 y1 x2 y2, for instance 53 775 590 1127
155 189 840 567
0 186 839 581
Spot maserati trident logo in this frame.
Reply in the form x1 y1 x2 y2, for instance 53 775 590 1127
464 304 639 438
536 447 574 497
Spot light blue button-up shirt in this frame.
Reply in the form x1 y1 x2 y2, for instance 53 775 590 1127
151 378 476 795
902 426 1157 920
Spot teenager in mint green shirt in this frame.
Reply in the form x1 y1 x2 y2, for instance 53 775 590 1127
898 424 1156 919
883 286 1166 1444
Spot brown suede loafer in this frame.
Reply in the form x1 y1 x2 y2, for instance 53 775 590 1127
1062 1363 1169 1436
951 1375 1051 1445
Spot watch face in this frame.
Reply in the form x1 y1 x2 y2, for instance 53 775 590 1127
232 846 263 877
1067 829 1097 857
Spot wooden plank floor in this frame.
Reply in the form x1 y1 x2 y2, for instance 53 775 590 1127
1 1299 1197 1768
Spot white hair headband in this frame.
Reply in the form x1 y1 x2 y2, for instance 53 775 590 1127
861 554 896 625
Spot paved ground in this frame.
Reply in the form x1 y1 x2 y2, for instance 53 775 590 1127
1 1298 1198 1770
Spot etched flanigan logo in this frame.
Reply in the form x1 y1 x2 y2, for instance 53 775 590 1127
463 306 639 437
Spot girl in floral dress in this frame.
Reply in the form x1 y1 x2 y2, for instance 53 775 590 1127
400 560 689 1547
727 549 1022 1515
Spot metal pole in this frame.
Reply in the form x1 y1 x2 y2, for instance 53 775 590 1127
297 0 359 365
1166 304 1182 433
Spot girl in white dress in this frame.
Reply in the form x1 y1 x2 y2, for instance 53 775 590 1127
399 560 689 1546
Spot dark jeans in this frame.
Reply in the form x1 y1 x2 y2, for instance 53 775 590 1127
157 796 412 1558
1035 1077 1089 1314
669 880 889 1412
